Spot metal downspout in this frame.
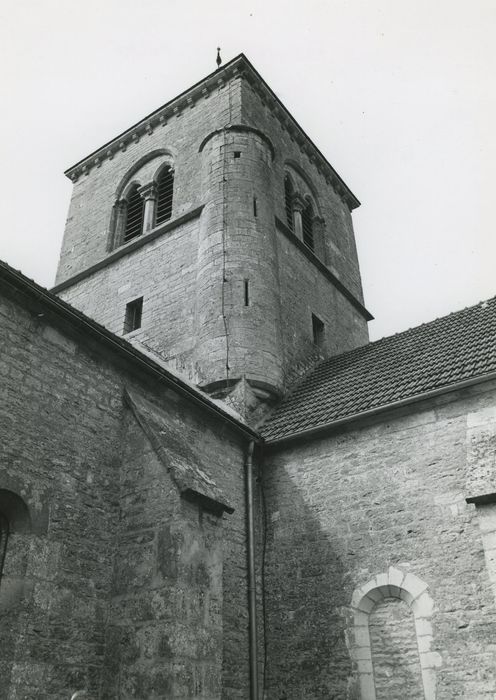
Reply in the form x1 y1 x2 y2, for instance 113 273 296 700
245 440 259 700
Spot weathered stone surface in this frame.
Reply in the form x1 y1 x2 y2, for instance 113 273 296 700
465 405 496 500
0 281 250 698
124 388 233 514
369 598 424 699
3 55 496 700
55 68 368 403
263 383 496 699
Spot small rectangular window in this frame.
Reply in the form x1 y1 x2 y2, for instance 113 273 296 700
233 151 241 159
244 279 250 307
253 197 258 217
124 297 143 334
312 313 325 347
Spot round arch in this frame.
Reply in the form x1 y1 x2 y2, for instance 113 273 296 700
0 489 31 534
0 489 32 601
120 179 143 201
114 148 176 200
349 567 440 700
152 158 175 184
284 159 322 215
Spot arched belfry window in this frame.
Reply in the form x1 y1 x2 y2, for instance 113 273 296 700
283 171 325 259
123 184 145 243
284 175 294 232
155 165 174 225
111 153 176 250
302 199 314 250
0 511 8 582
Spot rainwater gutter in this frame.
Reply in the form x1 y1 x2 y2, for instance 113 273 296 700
264 371 496 450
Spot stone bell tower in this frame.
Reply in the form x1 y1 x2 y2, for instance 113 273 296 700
53 54 371 414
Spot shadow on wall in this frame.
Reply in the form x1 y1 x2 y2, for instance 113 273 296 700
369 598 424 698
261 460 432 700
0 489 33 693
261 465 354 700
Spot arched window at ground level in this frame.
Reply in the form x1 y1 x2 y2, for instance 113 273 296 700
349 567 440 700
369 597 424 699
0 489 32 592
0 511 8 581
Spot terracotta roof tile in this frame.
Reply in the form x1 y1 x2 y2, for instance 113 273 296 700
262 297 496 441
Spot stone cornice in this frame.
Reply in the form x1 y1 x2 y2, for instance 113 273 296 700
275 216 373 321
64 54 361 209
237 58 361 211
65 56 248 183
52 205 204 293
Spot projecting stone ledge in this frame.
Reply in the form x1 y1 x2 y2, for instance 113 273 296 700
124 387 234 514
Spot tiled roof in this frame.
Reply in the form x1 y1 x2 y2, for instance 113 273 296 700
262 297 496 442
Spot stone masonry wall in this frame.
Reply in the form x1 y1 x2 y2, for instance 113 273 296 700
0 280 251 699
56 77 242 284
196 127 284 393
55 67 369 399
262 380 496 699
58 217 200 380
240 78 365 304
101 410 225 698
275 227 369 379
369 598 424 699
0 291 123 698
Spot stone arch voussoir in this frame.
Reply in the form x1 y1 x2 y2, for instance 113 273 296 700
348 566 440 700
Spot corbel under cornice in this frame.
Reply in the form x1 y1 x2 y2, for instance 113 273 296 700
64 54 360 210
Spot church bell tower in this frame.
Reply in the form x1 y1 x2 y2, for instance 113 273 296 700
53 54 371 413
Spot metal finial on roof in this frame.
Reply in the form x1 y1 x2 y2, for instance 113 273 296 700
216 47 222 68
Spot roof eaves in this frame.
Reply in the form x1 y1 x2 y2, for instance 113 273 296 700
0 260 261 443
264 370 496 449
64 53 248 179
237 56 360 209
63 53 360 208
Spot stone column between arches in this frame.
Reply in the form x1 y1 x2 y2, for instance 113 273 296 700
348 567 441 700
138 182 158 232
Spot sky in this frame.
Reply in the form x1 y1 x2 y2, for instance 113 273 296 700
0 0 494 340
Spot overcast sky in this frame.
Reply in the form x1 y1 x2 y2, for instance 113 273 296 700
0 0 494 340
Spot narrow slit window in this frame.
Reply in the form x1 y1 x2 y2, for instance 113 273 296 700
124 297 143 334
253 197 258 217
244 279 250 307
312 314 325 347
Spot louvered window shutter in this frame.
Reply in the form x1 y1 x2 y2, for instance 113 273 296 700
156 166 174 225
123 185 144 242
